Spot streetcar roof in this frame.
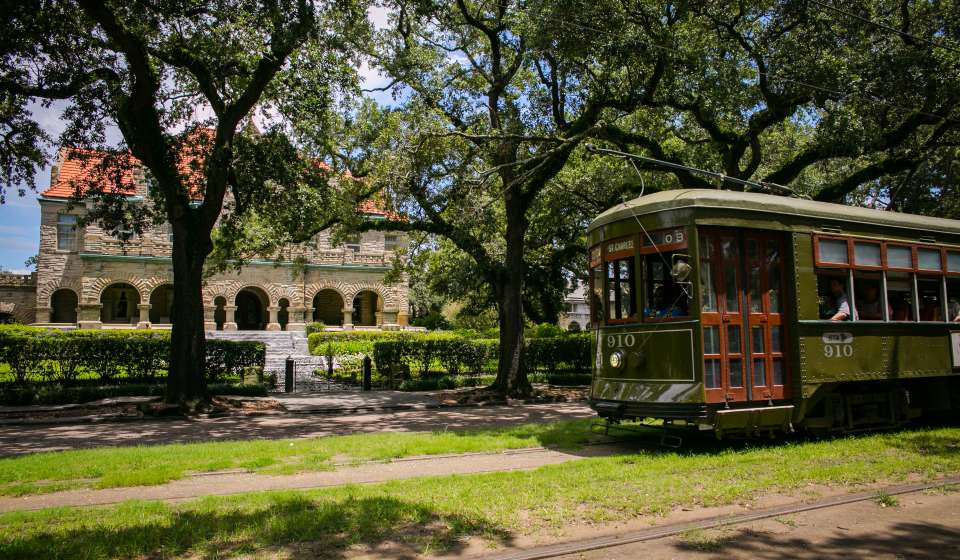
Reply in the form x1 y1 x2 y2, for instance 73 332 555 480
588 189 960 236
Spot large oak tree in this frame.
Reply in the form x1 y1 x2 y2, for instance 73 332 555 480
0 0 367 406
322 0 958 397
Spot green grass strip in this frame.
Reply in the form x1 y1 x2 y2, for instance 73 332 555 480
1 426 958 559
0 419 596 496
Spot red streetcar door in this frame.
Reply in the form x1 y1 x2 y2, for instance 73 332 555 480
744 234 788 401
700 230 789 404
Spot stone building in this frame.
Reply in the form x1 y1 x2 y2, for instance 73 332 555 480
558 280 590 331
0 272 37 324
29 148 409 331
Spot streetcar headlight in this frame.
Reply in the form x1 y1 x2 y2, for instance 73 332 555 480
609 351 623 369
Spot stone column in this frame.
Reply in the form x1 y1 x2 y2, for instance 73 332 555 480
34 306 51 324
223 305 238 331
137 303 151 329
266 305 281 331
397 311 409 327
380 309 399 331
77 303 103 329
374 310 383 327
203 305 218 331
342 307 354 330
286 306 307 332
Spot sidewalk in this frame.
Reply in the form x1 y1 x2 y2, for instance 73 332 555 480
0 444 621 513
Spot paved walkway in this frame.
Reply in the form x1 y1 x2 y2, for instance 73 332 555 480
0 444 621 513
0 402 595 456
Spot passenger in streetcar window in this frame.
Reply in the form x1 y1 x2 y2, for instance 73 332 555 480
818 275 850 321
950 299 960 322
917 278 943 321
854 280 887 320
887 272 916 321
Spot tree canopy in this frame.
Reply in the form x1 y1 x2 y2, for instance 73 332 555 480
1 0 368 405
302 0 959 395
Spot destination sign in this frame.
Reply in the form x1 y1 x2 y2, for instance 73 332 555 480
606 238 635 255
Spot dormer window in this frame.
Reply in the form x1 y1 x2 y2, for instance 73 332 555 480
57 214 78 251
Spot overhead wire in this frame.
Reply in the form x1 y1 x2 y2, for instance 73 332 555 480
807 0 960 54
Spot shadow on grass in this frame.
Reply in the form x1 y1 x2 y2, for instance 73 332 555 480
0 493 514 560
525 416 960 462
673 522 960 558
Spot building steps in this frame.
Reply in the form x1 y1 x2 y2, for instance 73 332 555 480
206 330 351 392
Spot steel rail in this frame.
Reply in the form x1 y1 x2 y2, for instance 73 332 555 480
482 476 960 560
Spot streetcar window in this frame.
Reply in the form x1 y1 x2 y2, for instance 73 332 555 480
918 248 942 271
887 272 916 321
818 238 849 264
642 252 690 320
853 242 882 267
590 265 604 323
853 273 886 321
948 252 960 273
817 273 851 321
887 245 913 269
917 277 944 321
948 279 960 322
606 258 636 321
700 235 717 312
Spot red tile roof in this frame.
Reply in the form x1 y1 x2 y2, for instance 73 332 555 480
42 148 139 199
42 142 395 218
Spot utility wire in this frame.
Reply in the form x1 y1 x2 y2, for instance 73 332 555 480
808 0 960 54
584 144 799 196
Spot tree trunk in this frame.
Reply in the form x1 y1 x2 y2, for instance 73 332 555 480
166 217 211 407
492 189 532 398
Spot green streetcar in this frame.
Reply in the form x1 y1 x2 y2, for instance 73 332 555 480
587 189 960 437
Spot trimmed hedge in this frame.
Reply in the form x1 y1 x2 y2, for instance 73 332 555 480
371 334 590 379
0 327 264 386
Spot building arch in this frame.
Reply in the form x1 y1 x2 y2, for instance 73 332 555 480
100 282 141 325
312 289 345 325
343 283 394 310
86 276 146 303
203 281 242 306
234 286 269 330
148 283 175 324
38 278 82 307
227 283 279 307
50 288 79 324
351 289 382 326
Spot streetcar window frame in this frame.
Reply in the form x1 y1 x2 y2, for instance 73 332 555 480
813 234 958 323
601 235 639 324
639 227 690 323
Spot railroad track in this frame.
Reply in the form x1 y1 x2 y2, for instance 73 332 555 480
482 476 960 560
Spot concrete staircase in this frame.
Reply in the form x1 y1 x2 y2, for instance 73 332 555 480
207 330 351 392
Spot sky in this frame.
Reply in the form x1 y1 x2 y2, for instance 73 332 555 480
0 7 394 274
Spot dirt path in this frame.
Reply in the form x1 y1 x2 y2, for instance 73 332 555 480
0 443 621 513
545 487 960 560
0 402 594 457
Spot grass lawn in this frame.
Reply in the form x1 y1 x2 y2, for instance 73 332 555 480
0 419 597 496
1 426 958 558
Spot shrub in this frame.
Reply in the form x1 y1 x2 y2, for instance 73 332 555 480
411 310 451 330
526 322 565 339
526 333 591 373
0 329 265 387
305 322 325 335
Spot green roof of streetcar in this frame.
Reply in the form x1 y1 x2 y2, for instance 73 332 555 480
588 189 960 236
